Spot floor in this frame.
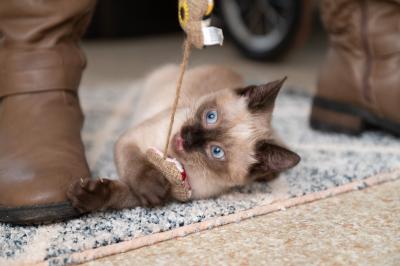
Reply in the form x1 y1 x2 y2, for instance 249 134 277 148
79 33 399 265
81 32 325 93
84 180 400 266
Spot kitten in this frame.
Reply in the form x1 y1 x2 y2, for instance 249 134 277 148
68 65 300 212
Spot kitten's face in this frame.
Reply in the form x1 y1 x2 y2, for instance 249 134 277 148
170 78 300 199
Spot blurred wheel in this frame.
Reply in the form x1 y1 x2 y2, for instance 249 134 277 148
220 0 304 60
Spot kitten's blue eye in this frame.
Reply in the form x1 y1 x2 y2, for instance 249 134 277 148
211 145 225 160
206 110 218 124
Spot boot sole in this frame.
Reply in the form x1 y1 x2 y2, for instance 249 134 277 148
310 97 400 137
0 202 80 225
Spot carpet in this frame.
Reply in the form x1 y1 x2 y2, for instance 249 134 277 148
1 83 399 266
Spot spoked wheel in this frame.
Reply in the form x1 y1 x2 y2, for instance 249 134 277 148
220 0 306 61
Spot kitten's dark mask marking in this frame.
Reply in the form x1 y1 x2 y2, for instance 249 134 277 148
181 123 223 151
181 122 229 174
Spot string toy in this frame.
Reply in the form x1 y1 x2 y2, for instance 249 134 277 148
146 0 223 202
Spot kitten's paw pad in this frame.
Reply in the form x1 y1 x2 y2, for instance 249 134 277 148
67 178 112 213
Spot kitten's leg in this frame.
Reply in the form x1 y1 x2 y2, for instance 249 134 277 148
68 138 171 213
127 161 172 207
115 138 171 207
67 178 139 213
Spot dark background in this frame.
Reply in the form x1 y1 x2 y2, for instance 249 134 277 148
85 1 181 39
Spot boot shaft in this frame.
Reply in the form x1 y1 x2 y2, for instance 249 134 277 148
321 0 400 57
0 0 96 98
318 0 400 122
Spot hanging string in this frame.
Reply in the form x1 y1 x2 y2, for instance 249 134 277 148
163 38 192 158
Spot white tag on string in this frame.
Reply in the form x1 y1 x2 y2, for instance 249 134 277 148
202 26 224 46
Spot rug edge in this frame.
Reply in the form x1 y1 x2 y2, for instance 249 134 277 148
41 168 400 266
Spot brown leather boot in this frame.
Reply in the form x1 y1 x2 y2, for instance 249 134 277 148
0 0 96 224
310 0 400 136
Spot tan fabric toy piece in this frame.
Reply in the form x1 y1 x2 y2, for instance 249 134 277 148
146 148 191 202
178 0 223 49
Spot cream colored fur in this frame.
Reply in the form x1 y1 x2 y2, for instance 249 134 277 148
115 65 277 199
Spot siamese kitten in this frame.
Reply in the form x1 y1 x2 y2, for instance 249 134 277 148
68 65 300 212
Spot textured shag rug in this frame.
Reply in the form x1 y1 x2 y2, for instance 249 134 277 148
1 83 400 266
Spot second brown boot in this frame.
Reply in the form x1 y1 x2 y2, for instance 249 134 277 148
310 0 400 136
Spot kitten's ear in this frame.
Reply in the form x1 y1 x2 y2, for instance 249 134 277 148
249 140 300 177
235 77 287 112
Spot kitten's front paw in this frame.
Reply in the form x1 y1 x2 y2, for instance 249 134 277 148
67 178 112 213
134 168 171 207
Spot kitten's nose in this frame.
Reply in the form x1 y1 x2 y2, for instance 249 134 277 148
181 124 205 151
175 134 185 152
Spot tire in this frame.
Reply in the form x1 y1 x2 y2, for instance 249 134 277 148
220 0 304 61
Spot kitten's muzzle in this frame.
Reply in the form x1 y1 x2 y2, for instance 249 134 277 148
181 124 206 151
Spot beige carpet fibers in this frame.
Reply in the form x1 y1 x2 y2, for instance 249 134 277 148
84 179 400 266
0 83 400 265
1 86 399 266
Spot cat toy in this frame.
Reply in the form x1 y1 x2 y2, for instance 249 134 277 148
146 0 223 202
